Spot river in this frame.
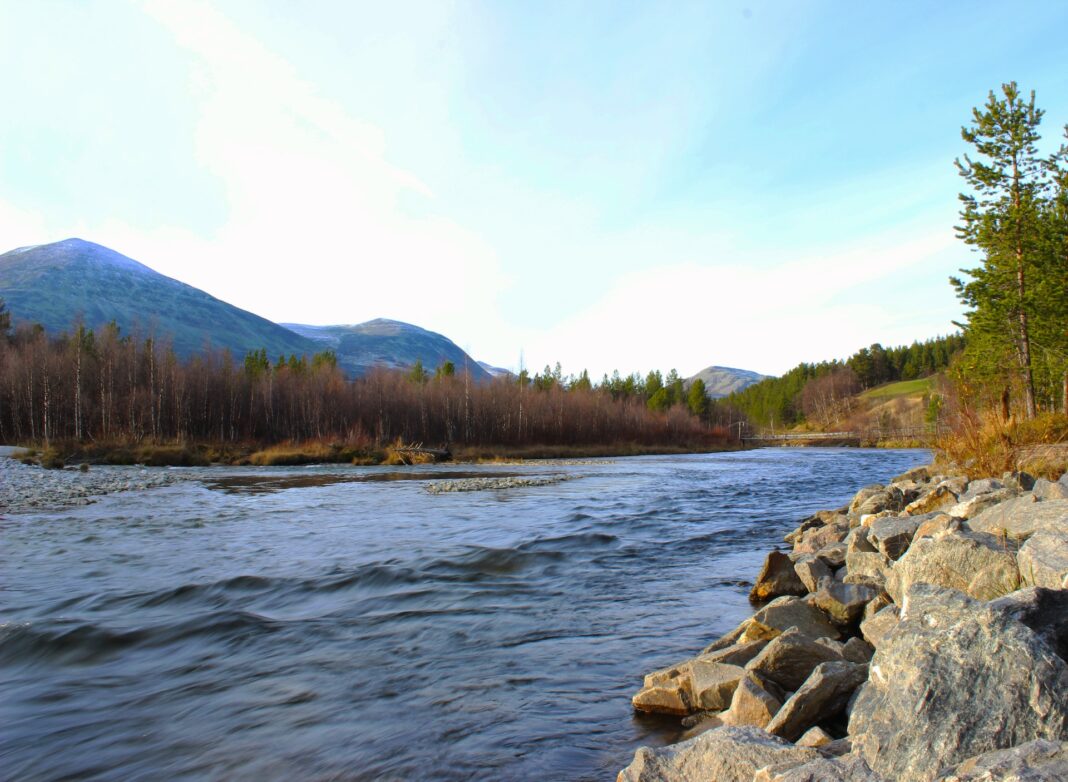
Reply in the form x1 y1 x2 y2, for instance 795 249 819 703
1 448 927 781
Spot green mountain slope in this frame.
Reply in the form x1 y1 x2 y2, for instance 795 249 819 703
283 320 491 381
0 238 316 358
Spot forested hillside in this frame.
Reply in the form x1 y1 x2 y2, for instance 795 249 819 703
713 334 965 429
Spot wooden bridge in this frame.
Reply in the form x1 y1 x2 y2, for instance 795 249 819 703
741 427 939 445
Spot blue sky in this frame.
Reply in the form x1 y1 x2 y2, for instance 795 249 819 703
1 0 1066 376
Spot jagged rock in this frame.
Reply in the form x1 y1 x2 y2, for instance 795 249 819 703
959 477 1006 501
849 584 1068 782
703 621 749 653
936 739 1068 781
858 511 895 529
767 660 868 741
820 738 853 757
947 488 1017 520
968 497 1068 540
751 597 842 641
1002 471 1036 491
868 516 922 560
885 529 1020 603
752 551 811 602
816 545 847 570
755 755 885 782
914 513 960 541
796 727 833 748
859 605 899 648
1018 530 1068 590
701 639 771 667
691 661 746 710
862 593 891 620
856 487 906 516
757 755 885 782
795 556 833 593
1032 478 1068 500
845 527 877 554
893 465 930 484
678 712 724 742
746 627 844 690
632 660 745 715
887 479 923 505
849 485 886 515
844 549 890 584
809 580 877 626
904 484 959 515
617 725 822 782
722 671 784 728
988 587 1068 660
842 637 874 664
797 520 852 554
786 511 843 545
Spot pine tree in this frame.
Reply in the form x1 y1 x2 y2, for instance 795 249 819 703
953 82 1050 418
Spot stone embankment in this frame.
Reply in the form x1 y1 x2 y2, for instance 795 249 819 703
620 466 1068 781
0 458 182 513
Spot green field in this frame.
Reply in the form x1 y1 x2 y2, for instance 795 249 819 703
861 377 933 399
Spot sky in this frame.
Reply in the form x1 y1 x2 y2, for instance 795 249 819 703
1 1 1067 378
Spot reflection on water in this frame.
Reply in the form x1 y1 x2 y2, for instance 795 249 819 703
0 449 927 781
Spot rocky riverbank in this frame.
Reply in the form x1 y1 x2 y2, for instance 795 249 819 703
0 458 183 513
619 465 1068 781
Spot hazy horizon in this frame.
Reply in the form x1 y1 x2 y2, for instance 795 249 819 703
3 1 1067 377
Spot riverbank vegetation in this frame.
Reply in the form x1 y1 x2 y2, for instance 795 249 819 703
0 309 729 464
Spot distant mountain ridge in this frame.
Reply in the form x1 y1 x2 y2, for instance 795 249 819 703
0 238 489 380
0 238 316 359
687 365 770 398
282 320 490 380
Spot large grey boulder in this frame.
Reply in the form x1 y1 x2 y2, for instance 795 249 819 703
765 660 868 741
632 659 745 715
795 556 833 593
1033 478 1068 500
750 596 843 641
958 477 1006 501
809 580 878 627
988 587 1068 660
884 529 1020 603
946 488 1017 520
968 496 1068 540
797 519 852 554
868 516 923 560
849 485 886 515
859 605 899 649
904 483 960 515
1018 530 1068 590
617 725 822 782
935 739 1068 781
746 627 843 691
849 584 1068 782
722 671 785 729
754 755 885 782
752 550 810 602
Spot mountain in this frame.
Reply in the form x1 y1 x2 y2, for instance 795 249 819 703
688 365 770 398
0 238 316 359
282 319 491 381
477 361 514 379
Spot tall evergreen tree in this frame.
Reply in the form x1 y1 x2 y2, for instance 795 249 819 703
952 82 1051 418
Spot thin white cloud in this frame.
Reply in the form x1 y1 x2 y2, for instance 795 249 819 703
124 0 507 329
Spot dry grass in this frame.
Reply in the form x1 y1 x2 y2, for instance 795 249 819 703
248 441 383 466
937 410 1068 479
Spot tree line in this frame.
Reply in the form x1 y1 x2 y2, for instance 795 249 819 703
0 307 726 450
712 334 965 430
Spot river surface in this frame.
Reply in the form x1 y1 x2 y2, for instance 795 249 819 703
1 448 927 781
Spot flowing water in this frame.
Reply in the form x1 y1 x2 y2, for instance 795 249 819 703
1 448 927 781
